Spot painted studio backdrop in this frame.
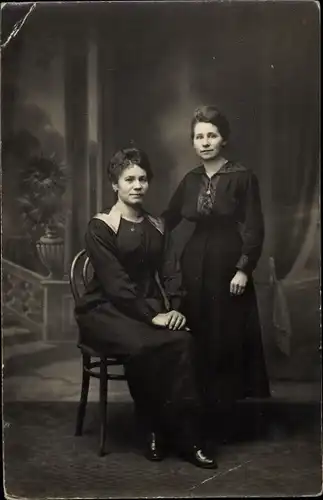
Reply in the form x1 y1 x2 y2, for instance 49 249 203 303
2 2 320 384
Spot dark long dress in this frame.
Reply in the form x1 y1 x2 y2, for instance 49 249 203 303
74 205 201 434
163 161 270 406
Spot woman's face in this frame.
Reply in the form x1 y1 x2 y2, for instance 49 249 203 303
113 164 149 206
193 122 226 161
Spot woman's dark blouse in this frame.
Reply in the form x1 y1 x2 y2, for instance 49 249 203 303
163 161 265 276
75 216 184 322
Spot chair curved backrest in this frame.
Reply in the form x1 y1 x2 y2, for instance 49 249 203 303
69 249 93 302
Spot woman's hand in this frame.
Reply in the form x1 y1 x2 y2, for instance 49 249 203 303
230 270 248 295
152 313 170 328
152 310 187 330
165 310 187 330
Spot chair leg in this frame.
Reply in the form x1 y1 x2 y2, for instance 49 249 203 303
99 357 108 457
75 353 91 436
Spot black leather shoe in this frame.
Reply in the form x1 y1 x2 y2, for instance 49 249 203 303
182 445 218 469
144 432 165 461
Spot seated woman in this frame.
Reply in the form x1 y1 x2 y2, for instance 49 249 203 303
74 147 217 468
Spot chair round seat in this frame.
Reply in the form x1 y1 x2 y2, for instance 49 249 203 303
77 343 126 365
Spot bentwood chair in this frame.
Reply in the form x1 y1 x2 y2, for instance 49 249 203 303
69 249 127 456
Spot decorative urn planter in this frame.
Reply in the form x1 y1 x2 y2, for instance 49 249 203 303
36 226 64 279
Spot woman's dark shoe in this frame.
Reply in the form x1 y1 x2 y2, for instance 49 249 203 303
181 445 218 469
144 432 165 461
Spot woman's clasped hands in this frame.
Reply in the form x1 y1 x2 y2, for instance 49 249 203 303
152 310 187 330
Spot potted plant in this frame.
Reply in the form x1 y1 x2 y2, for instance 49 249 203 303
18 156 67 279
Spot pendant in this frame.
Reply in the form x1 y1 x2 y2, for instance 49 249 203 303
130 226 136 232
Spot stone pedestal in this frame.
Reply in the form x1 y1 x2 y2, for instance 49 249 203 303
41 279 78 341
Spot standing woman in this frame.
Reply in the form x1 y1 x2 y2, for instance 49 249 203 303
163 106 270 434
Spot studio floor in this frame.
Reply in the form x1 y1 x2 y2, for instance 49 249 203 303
3 324 322 498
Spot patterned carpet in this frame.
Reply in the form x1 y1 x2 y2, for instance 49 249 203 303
3 400 322 498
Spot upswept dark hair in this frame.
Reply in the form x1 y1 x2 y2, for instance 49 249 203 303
107 147 153 184
190 105 231 142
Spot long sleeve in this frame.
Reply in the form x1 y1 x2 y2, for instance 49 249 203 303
85 219 156 323
236 172 265 276
158 227 186 312
162 177 186 231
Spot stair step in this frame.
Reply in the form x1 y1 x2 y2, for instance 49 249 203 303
3 341 56 362
2 326 40 346
2 312 24 327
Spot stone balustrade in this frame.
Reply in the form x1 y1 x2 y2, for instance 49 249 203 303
2 258 78 342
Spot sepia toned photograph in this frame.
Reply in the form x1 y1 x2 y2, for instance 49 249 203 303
1 1 321 498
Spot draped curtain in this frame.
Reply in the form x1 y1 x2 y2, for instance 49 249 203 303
270 20 319 281
95 2 319 284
